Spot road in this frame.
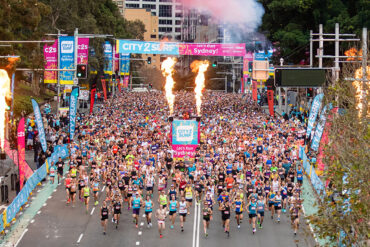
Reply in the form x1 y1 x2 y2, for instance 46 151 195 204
16 180 316 247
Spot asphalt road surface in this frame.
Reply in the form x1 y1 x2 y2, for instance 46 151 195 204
17 182 316 247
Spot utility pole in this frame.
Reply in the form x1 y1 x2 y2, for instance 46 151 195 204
361 27 368 118
74 28 78 85
319 24 323 69
57 29 61 112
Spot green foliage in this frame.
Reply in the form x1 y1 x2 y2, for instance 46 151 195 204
259 0 370 64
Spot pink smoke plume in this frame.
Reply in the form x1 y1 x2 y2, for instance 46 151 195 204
180 0 264 29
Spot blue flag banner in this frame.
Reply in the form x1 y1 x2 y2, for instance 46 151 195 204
116 40 179 55
59 36 75 84
31 99 47 152
120 54 130 76
69 87 78 140
104 41 113 75
311 103 333 151
306 93 324 138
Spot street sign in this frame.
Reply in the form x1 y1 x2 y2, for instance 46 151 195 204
275 68 327 87
252 60 269 80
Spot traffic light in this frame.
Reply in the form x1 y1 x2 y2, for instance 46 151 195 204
147 57 152 64
248 61 253 73
212 61 218 68
76 64 87 79
307 88 314 97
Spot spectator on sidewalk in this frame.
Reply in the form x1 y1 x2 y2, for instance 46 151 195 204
33 136 40 163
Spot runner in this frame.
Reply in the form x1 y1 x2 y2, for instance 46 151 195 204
64 174 72 204
168 194 178 229
56 157 64 185
112 194 123 229
178 196 188 232
132 192 142 228
202 200 212 237
257 195 265 229
144 195 153 228
219 199 231 237
184 183 193 211
247 196 257 234
233 193 244 229
101 201 109 235
83 184 90 213
49 161 56 184
156 204 167 238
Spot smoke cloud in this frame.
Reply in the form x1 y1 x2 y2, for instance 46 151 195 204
180 0 264 30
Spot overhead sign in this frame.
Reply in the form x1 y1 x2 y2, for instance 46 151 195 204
275 68 327 87
172 120 199 145
59 36 75 85
252 60 269 80
116 40 246 56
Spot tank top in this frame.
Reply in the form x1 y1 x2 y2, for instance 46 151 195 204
159 195 167 205
83 187 90 197
71 169 77 178
223 206 230 216
145 200 152 212
297 169 303 180
114 201 121 211
169 200 177 212
206 196 213 207
93 182 99 191
169 189 177 199
133 198 141 209
275 195 282 206
235 200 243 212
203 208 210 217
257 200 264 212
185 188 192 199
249 202 256 214
101 206 108 216
179 201 187 214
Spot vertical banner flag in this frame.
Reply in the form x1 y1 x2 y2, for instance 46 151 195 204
114 45 119 74
241 78 244 93
311 104 333 151
69 87 78 140
31 99 47 152
252 80 258 101
59 36 75 84
101 79 107 100
118 80 121 92
90 88 96 114
306 93 324 138
123 76 129 88
43 40 58 83
17 118 25 190
120 54 130 76
243 53 253 81
104 41 113 75
77 38 89 64
267 89 274 116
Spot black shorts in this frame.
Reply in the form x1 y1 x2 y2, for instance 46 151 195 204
258 211 264 217
180 213 187 217
79 185 85 191
114 210 121 215
297 180 303 185
186 198 192 202
222 216 230 221
84 195 89 198
58 169 63 175
268 202 274 208
133 208 140 215
169 211 176 216
249 214 256 219
179 187 184 192
196 188 202 193
146 186 153 191
145 211 152 215
203 216 210 222
274 205 282 210
235 211 242 215
70 191 76 195
119 187 125 191
101 216 108 221
127 194 132 198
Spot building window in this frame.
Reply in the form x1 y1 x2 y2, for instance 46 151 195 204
159 19 172 25
159 5 172 17
175 20 181 25
159 0 172 2
175 5 182 10
175 12 182 18
142 4 156 9
175 27 181 33
150 34 157 38
126 4 139 8
159 27 173 32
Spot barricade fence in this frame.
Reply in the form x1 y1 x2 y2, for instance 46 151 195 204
0 144 69 233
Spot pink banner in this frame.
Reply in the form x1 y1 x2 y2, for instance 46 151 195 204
77 38 89 64
179 43 246 57
172 145 197 159
123 76 129 88
114 45 119 74
17 118 26 190
43 40 58 83
243 53 253 81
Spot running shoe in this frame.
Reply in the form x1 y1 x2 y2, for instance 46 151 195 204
253 228 256 234
160 234 163 238
181 227 184 232
227 231 230 238
237 225 240 229
95 201 99 206
259 224 263 229
205 233 208 238
170 225 174 229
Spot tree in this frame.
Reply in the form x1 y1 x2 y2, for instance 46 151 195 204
307 58 369 245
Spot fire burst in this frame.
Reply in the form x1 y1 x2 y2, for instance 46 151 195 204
0 70 11 150
161 57 177 115
191 60 209 115
353 66 370 118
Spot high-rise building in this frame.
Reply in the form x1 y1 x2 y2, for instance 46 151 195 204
114 0 184 41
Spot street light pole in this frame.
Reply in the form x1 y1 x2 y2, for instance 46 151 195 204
57 29 61 112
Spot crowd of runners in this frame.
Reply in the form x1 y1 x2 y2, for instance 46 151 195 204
57 91 305 238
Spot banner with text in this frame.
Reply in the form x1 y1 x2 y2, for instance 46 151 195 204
117 40 179 55
17 118 25 190
104 41 113 75
267 89 274 116
59 36 75 84
306 93 324 138
77 38 89 64
43 40 58 83
172 120 199 145
120 54 130 76
311 103 333 151
179 43 246 56
69 87 78 140
31 99 47 152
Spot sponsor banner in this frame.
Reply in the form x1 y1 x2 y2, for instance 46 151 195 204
243 53 253 81
311 104 333 152
17 118 25 190
306 93 324 138
43 40 58 83
179 43 246 56
118 81 121 92
59 36 75 84
267 89 274 116
116 40 179 55
172 120 199 145
252 80 258 101
254 49 273 61
104 41 113 75
101 79 107 100
120 54 130 76
123 76 129 88
77 37 89 64
114 45 119 74
172 144 197 159
31 99 47 152
69 87 78 140
90 88 96 114
78 90 89 100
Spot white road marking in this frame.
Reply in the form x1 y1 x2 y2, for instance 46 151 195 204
14 228 28 247
43 203 47 207
138 231 142 235
53 189 57 192
142 214 145 218
101 186 105 192
90 207 95 215
37 211 41 214
19 212 23 215
192 201 198 247
30 219 35 223
37 190 41 192
196 204 200 247
140 222 144 226
77 233 83 243
48 196 52 199
136 241 140 245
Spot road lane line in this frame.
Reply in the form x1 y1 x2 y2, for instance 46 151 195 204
136 241 140 245
140 222 144 226
90 207 95 215
77 233 83 243
196 203 200 247
138 231 142 235
37 210 41 214
14 228 28 247
30 219 35 223
192 201 198 247
101 186 106 192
